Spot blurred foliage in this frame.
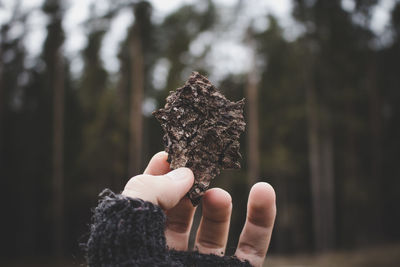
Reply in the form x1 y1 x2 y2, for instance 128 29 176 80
1 0 400 263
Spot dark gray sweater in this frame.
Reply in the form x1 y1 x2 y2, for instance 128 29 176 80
86 190 252 266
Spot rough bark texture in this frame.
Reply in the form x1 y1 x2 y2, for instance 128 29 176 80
153 72 245 206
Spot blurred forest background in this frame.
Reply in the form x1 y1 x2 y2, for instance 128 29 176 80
1 0 400 266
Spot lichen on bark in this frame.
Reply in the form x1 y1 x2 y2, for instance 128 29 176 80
153 72 245 206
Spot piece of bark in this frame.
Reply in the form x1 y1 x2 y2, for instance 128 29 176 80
153 72 245 206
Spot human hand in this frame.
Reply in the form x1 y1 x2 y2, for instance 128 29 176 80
122 152 276 267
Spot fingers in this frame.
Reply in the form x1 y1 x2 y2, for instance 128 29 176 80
122 168 194 210
235 182 276 267
128 151 276 266
143 151 170 175
132 152 197 250
165 197 196 250
195 188 232 256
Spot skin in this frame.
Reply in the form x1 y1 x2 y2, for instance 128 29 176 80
122 151 276 267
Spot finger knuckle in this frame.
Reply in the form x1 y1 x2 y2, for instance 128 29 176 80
197 238 223 249
166 220 190 234
238 242 265 258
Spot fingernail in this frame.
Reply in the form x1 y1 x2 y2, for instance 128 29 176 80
166 168 189 181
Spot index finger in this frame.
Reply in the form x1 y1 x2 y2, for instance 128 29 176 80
143 151 196 250
143 151 171 175
235 182 276 267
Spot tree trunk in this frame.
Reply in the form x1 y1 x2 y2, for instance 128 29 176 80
319 110 335 250
245 47 260 187
306 78 323 251
52 50 65 257
305 63 335 251
0 46 3 175
343 99 358 246
367 57 383 241
128 22 144 176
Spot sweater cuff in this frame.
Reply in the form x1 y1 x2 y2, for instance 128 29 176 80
86 189 168 266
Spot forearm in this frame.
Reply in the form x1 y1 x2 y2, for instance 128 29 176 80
86 189 168 266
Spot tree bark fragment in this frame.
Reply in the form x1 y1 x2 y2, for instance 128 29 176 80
154 72 245 205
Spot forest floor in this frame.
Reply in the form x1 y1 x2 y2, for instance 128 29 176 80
4 243 400 266
265 243 400 266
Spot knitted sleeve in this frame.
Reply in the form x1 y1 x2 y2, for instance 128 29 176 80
86 189 170 266
85 189 252 267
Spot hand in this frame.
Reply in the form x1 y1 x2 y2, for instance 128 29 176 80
122 152 276 267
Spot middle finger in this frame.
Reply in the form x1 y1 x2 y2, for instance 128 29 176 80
165 196 196 250
194 188 232 256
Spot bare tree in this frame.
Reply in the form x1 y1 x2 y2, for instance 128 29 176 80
319 108 335 249
245 33 260 187
305 59 335 251
305 72 323 250
42 0 65 256
128 18 144 176
367 56 383 239
246 60 260 186
52 48 65 257
0 34 3 175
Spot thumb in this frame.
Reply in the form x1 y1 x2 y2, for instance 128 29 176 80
122 167 194 210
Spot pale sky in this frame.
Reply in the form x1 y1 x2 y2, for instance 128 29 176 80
0 0 397 80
